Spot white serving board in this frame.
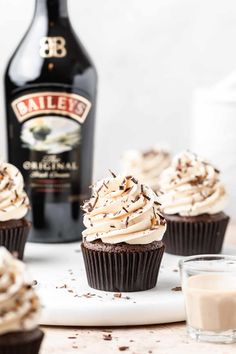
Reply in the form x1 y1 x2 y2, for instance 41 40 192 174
24 242 236 327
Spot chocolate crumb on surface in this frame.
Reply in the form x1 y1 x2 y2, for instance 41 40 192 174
103 334 112 341
119 346 129 351
114 293 122 298
56 284 67 289
171 286 182 292
83 293 96 298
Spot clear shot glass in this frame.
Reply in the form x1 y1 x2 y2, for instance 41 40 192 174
179 255 236 344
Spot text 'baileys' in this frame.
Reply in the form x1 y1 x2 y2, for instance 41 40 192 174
5 0 97 243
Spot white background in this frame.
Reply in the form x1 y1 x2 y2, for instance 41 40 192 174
0 0 236 214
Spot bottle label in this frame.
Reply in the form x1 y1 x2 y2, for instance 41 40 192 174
11 91 92 201
12 92 91 123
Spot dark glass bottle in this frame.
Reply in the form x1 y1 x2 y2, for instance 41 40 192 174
5 0 97 243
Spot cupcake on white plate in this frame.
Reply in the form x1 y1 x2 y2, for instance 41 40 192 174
122 146 171 192
81 172 167 292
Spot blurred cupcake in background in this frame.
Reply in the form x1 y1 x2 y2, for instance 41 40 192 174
158 150 229 256
122 146 171 192
0 247 44 354
0 161 31 260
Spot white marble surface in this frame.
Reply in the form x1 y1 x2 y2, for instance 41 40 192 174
25 240 236 326
26 241 185 326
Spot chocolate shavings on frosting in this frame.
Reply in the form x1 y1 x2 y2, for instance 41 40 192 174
103 181 108 189
142 194 150 201
131 177 138 184
131 195 140 203
96 184 103 194
109 170 117 178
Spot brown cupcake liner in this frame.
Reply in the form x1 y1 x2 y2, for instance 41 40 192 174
0 329 44 354
163 215 230 256
0 221 31 260
81 243 165 292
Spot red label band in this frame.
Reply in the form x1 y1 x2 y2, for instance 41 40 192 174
11 92 92 124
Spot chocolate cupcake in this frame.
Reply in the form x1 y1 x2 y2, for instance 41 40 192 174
122 146 171 192
0 247 44 354
158 151 229 256
0 161 30 259
81 173 166 292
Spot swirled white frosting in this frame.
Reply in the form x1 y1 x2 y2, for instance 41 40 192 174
122 147 171 191
158 151 227 216
0 247 40 335
82 174 166 245
0 162 29 222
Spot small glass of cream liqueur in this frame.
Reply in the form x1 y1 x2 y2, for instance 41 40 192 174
179 255 236 344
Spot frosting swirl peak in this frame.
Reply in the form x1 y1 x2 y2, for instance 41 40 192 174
122 147 171 191
82 174 166 244
158 151 227 216
0 161 29 222
0 248 40 335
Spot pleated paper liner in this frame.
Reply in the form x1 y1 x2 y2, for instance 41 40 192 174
0 218 31 260
163 212 230 256
81 241 165 292
0 328 44 354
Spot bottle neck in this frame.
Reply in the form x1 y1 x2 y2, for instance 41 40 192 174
34 0 69 21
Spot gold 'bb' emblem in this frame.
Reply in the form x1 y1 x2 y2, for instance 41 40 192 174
40 37 67 58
